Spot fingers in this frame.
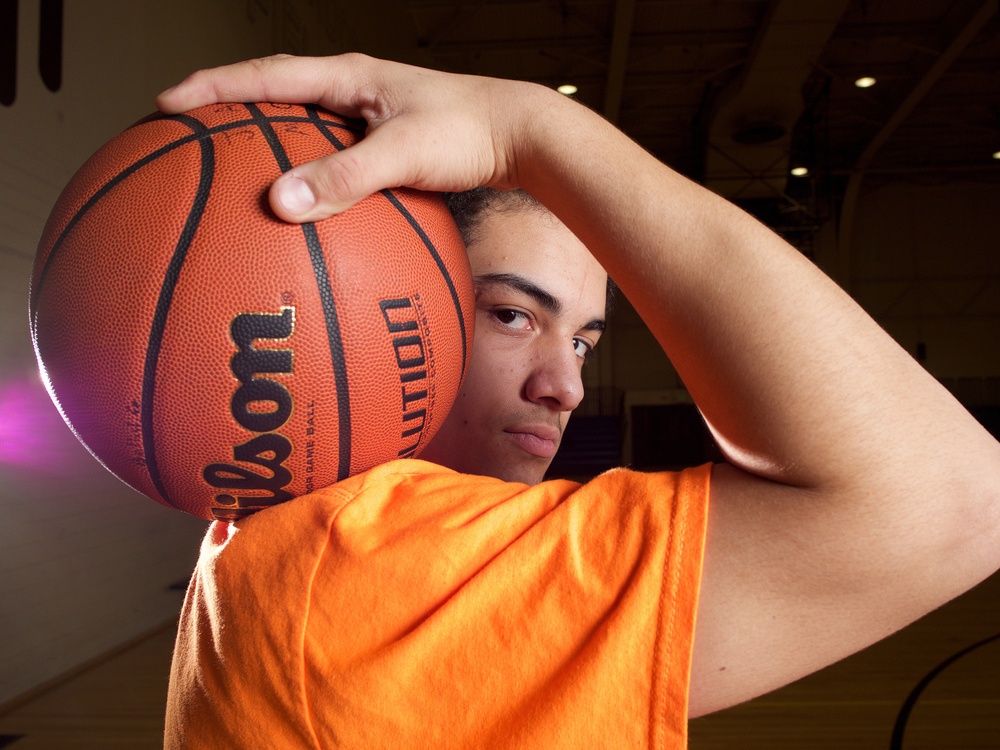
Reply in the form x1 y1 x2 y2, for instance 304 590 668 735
157 54 426 221
155 56 284 114
156 54 370 115
156 53 533 222
268 120 479 222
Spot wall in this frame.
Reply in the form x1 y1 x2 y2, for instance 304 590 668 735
0 0 340 708
603 175 999 467
606 178 1000 397
844 180 1000 379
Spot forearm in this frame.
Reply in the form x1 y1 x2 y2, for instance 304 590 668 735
514 85 998 497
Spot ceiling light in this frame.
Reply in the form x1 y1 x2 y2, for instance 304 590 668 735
993 150 1000 160
557 84 578 96
790 166 809 177
855 76 877 89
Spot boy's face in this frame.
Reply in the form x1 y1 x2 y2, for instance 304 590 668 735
418 207 608 484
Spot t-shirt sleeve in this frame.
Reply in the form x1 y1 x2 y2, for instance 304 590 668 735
165 461 711 750
304 463 711 749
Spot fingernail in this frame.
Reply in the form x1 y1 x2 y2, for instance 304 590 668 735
276 175 316 216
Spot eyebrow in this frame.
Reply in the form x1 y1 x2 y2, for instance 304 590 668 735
475 272 606 333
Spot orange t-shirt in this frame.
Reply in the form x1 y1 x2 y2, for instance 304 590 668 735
165 459 711 749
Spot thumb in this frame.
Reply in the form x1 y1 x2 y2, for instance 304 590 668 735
270 123 434 223
270 173 322 222
270 104 501 223
270 152 371 223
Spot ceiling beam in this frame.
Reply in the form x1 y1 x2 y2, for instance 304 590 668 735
834 0 997 288
428 28 752 55
704 0 852 199
603 0 637 124
853 3 996 174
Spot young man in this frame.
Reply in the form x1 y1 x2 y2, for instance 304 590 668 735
421 188 609 485
158 55 1000 748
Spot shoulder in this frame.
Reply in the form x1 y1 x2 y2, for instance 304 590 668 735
197 460 711 589
174 460 712 746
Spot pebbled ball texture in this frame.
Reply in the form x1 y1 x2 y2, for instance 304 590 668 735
30 103 474 521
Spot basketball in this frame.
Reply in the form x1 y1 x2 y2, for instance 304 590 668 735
29 103 474 522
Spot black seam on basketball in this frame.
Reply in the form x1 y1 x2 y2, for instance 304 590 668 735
126 109 361 135
302 106 471 382
31 121 237 325
31 131 200 331
31 105 360 506
303 104 351 151
31 110 362 332
141 114 216 507
244 103 353 482
302 103 366 136
378 190 470 380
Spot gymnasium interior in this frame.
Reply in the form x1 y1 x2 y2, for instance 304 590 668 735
1 0 997 747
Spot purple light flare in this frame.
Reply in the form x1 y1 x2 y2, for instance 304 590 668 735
0 374 91 473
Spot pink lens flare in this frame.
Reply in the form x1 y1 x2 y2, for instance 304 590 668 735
0 374 90 473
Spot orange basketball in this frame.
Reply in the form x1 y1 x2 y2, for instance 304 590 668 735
30 103 474 521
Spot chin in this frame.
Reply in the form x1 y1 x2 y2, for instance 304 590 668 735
422 443 552 484
491 462 549 486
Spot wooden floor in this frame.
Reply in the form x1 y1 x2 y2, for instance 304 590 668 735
691 570 1000 749
1 573 997 748
0 624 177 749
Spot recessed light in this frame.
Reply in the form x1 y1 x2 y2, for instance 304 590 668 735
790 166 809 177
557 84 578 96
855 76 877 88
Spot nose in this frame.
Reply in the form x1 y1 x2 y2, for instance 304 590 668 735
524 343 585 412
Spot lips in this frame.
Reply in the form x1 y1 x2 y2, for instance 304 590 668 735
505 424 561 459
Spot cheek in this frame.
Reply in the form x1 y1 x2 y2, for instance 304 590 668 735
458 366 506 414
468 331 527 379
453 353 524 422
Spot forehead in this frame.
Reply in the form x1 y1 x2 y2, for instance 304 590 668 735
465 207 608 317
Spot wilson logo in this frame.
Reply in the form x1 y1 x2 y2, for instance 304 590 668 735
204 307 295 520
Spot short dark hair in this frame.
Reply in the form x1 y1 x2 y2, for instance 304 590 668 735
444 188 617 313
444 188 546 247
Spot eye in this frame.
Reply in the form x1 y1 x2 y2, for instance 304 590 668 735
573 337 593 360
492 308 532 331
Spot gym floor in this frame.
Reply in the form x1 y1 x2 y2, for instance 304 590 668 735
0 572 997 749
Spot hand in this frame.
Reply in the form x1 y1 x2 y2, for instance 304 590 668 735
157 54 543 222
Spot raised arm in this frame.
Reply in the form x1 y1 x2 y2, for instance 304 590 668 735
159 54 1000 716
